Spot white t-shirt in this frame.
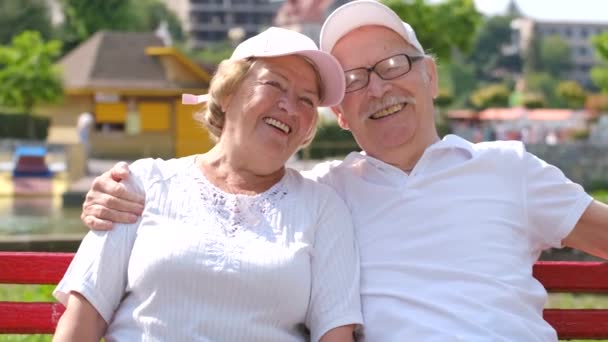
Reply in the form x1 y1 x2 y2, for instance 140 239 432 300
55 157 362 341
304 134 593 341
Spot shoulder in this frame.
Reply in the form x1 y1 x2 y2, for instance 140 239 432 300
286 168 351 215
129 156 196 190
287 168 338 197
130 155 196 178
472 140 528 163
300 159 344 182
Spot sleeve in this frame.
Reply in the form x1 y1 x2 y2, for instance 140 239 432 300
524 151 593 250
53 158 154 323
306 188 363 341
300 160 341 183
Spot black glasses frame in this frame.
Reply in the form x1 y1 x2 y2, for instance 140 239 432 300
343 54 425 93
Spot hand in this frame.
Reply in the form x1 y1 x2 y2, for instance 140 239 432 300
81 162 145 230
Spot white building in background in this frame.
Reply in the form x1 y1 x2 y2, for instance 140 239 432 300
504 0 608 89
511 17 608 88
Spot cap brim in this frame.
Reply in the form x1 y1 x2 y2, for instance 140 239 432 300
248 49 345 107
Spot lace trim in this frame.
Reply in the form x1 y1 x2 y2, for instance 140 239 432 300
188 164 289 238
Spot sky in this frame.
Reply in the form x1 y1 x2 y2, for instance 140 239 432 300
473 0 608 22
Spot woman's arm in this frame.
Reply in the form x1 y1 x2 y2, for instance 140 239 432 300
320 325 356 342
53 292 107 342
306 188 363 341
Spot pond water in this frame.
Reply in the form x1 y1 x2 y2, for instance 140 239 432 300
0 197 85 237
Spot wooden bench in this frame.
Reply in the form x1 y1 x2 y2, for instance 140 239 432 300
1 252 607 339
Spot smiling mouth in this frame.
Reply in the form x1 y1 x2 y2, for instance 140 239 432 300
264 117 291 134
369 103 406 120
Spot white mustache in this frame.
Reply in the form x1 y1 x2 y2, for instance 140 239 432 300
364 95 416 117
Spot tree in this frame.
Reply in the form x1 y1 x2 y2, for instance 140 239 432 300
585 94 608 115
539 35 571 77
132 0 184 43
521 93 546 109
0 31 63 114
59 0 183 52
0 0 54 44
383 0 482 61
555 81 586 109
191 41 234 65
467 15 522 81
523 33 541 74
525 72 560 107
591 32 608 93
470 84 510 109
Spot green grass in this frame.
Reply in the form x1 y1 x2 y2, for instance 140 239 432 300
0 285 606 341
592 189 608 203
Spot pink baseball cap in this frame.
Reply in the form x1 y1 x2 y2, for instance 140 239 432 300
183 27 345 107
320 0 424 54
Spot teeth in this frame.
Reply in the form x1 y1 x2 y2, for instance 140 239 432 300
370 103 405 119
264 117 291 134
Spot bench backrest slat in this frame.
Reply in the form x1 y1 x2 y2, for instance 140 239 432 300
0 252 607 338
0 252 73 284
544 309 608 340
534 261 608 292
0 302 65 334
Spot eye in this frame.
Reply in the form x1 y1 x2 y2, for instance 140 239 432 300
299 96 315 107
264 80 284 90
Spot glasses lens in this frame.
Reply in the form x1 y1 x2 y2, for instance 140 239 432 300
377 55 411 80
345 69 369 93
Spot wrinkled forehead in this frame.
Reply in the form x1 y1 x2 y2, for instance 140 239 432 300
249 57 322 94
332 25 420 68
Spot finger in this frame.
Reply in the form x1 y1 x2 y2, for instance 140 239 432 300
82 215 114 231
85 204 140 224
109 182 145 204
90 175 145 204
83 190 143 216
109 161 130 181
99 193 144 215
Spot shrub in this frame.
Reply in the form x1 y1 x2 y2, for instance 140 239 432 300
0 113 50 140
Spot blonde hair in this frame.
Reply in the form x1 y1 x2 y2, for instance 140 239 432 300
195 58 254 141
195 56 323 149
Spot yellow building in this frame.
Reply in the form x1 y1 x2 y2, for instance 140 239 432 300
42 31 214 159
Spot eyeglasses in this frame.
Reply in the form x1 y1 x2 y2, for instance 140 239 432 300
343 54 425 93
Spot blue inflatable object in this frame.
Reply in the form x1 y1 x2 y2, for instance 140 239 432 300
12 145 52 178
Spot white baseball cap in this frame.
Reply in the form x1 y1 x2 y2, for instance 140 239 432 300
320 0 424 54
183 27 345 107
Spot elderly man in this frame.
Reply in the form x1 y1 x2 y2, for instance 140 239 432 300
81 1 608 340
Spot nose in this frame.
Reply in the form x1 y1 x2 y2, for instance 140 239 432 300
367 71 388 98
278 93 297 115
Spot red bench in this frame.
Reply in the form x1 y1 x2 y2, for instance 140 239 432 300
1 252 607 339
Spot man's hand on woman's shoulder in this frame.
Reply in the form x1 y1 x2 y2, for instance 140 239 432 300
81 161 145 230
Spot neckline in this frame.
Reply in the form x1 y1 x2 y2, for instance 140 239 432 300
189 156 289 200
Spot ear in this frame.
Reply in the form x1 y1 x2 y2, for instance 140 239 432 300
220 94 232 113
423 58 439 98
331 105 350 130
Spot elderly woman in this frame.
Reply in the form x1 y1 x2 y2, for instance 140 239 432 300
53 27 362 342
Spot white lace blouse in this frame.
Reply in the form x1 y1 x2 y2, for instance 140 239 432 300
54 156 362 341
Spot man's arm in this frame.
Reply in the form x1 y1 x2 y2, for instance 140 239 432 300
81 162 145 230
53 292 107 342
563 200 608 259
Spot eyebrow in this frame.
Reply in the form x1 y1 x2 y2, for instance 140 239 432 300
267 69 319 100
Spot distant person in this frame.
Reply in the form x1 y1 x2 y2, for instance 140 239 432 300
53 27 361 341
76 112 94 174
